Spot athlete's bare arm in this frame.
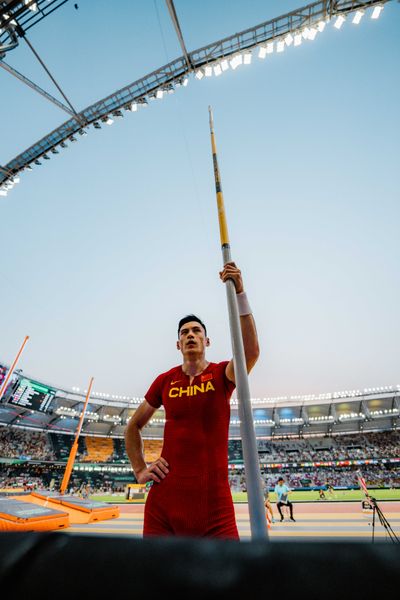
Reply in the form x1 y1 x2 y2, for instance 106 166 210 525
124 400 169 484
220 262 260 383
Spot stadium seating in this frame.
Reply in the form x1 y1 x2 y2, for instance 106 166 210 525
82 437 114 463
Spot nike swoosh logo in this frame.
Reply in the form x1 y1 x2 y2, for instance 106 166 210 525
170 380 181 385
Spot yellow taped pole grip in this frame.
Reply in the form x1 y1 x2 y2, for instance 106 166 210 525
209 106 230 248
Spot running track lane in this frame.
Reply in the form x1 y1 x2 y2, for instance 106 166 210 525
63 501 400 542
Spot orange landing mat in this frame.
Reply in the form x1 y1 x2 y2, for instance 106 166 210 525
26 491 120 524
0 497 69 531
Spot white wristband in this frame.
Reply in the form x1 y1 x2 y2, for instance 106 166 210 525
236 291 252 316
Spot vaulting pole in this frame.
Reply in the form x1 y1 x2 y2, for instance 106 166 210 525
208 107 268 540
0 335 29 402
60 376 94 495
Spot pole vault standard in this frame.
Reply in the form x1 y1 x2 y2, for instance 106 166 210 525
60 376 94 495
0 335 29 402
208 107 268 540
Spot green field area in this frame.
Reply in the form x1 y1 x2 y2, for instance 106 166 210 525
91 488 400 504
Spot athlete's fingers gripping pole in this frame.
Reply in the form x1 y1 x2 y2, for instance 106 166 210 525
208 106 268 541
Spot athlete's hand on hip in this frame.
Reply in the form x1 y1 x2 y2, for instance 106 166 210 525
135 457 169 484
219 261 244 294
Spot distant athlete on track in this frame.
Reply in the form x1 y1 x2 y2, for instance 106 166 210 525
264 484 276 524
124 262 259 539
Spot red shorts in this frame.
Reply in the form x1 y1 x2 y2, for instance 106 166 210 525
143 475 239 540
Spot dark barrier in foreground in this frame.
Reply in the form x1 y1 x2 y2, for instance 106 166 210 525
0 533 398 599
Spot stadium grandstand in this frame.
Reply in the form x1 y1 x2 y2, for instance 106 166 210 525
1 361 399 495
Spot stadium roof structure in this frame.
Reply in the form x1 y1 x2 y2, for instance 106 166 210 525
0 0 393 193
0 361 399 438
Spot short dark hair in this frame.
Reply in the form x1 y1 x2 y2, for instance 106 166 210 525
278 477 284 482
178 314 207 336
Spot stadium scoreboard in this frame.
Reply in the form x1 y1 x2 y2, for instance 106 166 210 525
9 377 56 413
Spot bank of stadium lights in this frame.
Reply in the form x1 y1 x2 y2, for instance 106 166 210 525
338 412 365 421
196 3 386 80
150 418 166 425
56 406 78 417
103 414 122 423
370 408 399 417
232 419 275 426
364 386 397 394
0 0 386 198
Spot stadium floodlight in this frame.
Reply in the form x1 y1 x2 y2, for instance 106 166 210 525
69 136 77 142
24 1 38 11
220 59 229 71
13 176 20 184
129 101 138 111
60 142 67 148
213 63 222 76
317 20 326 32
266 41 274 54
156 89 164 99
195 69 205 79
285 33 293 46
104 116 114 125
43 154 50 160
308 27 318 40
0 189 7 197
302 27 310 39
182 76 189 86
25 165 33 171
204 65 213 77
51 148 59 154
93 121 101 128
371 4 384 19
229 54 241 69
79 129 88 136
277 40 285 53
294 33 302 46
34 159 42 165
352 10 365 24
258 45 267 59
334 15 346 29
243 51 252 64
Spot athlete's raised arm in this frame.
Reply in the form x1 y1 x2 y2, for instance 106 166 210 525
219 262 260 383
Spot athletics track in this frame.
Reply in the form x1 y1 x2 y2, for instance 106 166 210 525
63 501 400 542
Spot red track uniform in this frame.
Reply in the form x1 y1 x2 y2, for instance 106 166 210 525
143 361 239 539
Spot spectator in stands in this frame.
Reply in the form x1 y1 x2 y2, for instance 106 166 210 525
274 477 296 522
124 262 259 539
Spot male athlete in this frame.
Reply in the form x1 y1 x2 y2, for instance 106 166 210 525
124 262 259 539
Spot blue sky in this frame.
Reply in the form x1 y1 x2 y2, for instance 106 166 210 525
0 0 399 399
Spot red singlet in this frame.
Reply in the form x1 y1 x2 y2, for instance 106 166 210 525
143 361 239 539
